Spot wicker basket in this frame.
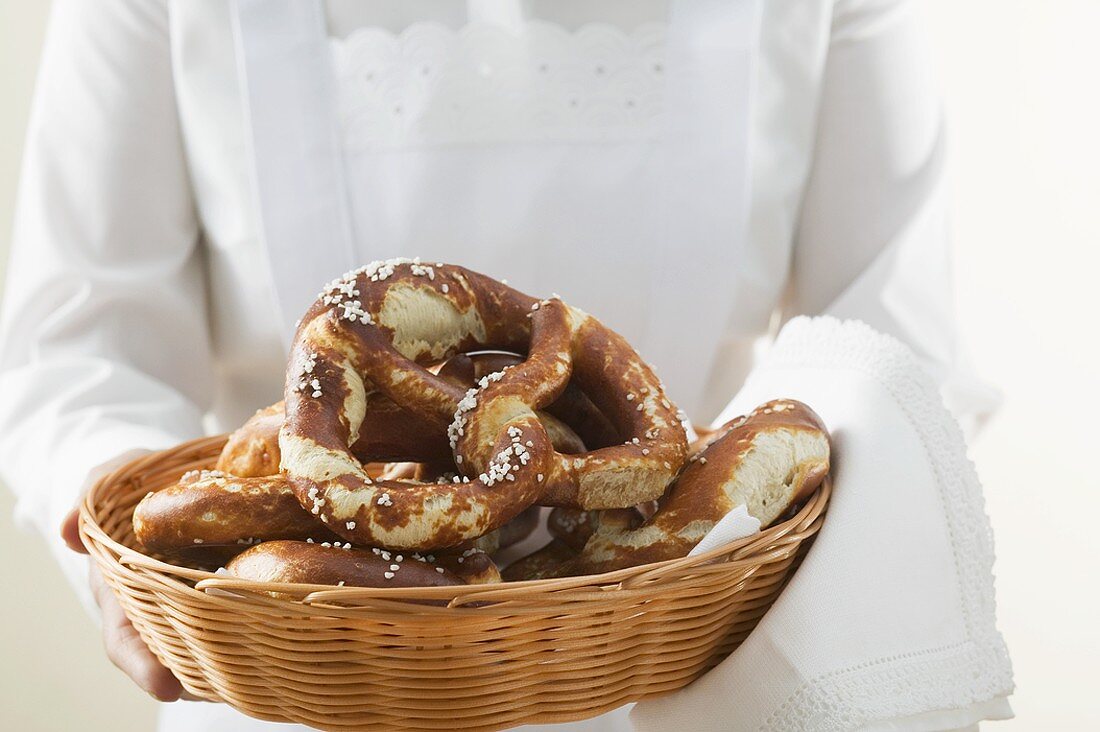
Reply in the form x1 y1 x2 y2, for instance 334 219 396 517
80 434 830 732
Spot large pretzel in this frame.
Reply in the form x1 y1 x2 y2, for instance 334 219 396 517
279 260 687 550
214 353 602 480
224 540 501 592
133 470 338 553
505 400 830 579
135 354 564 555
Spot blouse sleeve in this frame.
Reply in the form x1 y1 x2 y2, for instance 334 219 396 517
784 0 998 433
0 0 212 594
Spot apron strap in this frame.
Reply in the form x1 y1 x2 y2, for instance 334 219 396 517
232 0 761 419
646 0 761 413
232 0 358 345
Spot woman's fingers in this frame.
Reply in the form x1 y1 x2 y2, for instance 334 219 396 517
89 564 184 702
69 450 206 702
60 507 87 554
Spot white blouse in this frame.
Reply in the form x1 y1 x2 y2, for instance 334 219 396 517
0 0 996 729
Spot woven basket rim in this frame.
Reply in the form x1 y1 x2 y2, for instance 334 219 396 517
79 433 830 608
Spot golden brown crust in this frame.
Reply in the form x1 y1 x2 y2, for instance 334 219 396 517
137 262 703 583
515 399 830 578
650 399 828 526
133 471 339 552
440 352 619 450
442 503 540 558
212 352 593 481
225 540 468 588
170 352 582 557
172 354 585 554
276 261 688 550
215 398 457 478
216 404 285 477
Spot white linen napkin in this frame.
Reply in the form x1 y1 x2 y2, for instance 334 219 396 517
689 504 761 557
631 316 1014 732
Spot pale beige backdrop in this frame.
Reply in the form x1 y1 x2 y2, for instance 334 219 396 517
0 1 160 730
1 1 1097 730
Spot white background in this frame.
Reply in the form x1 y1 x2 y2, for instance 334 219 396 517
1 1 1097 729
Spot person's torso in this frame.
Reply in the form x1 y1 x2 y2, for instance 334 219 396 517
172 0 831 434
162 1 833 729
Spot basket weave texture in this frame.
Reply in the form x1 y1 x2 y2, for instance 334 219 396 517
80 435 830 732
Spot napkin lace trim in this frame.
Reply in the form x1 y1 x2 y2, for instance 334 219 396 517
329 20 668 150
758 317 1013 731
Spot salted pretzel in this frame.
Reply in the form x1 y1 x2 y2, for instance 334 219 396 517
217 403 284 477
507 400 830 579
272 259 687 550
215 352 601 479
136 354 560 555
224 540 500 590
133 469 339 552
137 473 511 585
132 469 520 561
438 352 620 450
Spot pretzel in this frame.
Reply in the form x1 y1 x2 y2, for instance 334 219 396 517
217 403 474 480
225 540 502 589
217 403 285 477
502 505 644 581
476 504 541 554
216 353 597 480
433 547 501 584
133 471 536 564
277 260 687 550
134 459 541 556
548 505 647 551
136 355 559 556
132 470 340 552
224 540 454 589
439 352 619 450
509 400 830 578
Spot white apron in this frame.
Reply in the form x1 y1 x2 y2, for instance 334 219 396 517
162 0 759 729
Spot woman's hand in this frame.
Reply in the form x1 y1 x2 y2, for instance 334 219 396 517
60 450 197 702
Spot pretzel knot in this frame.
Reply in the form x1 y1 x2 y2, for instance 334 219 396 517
280 260 688 550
